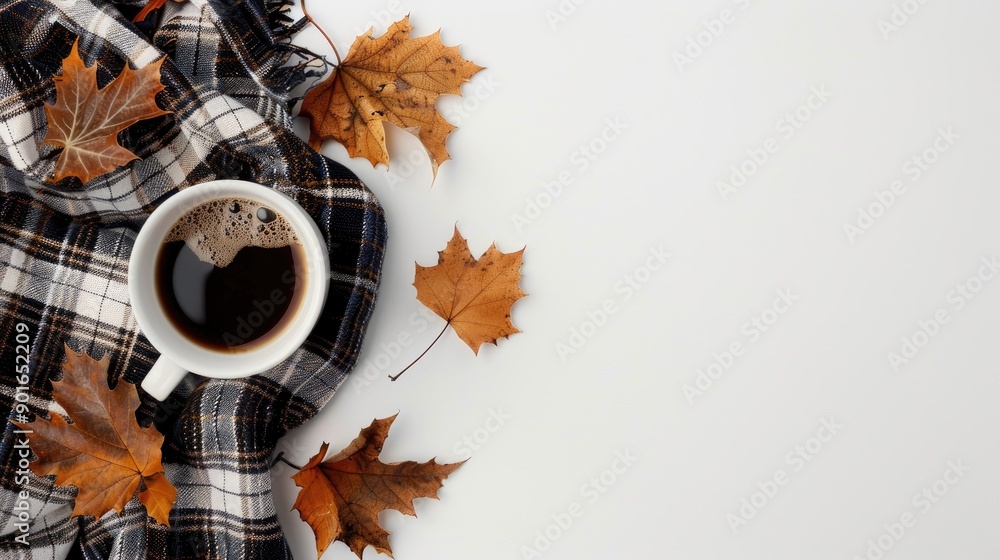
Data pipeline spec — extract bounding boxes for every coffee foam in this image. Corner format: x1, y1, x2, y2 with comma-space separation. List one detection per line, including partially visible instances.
164, 197, 301, 267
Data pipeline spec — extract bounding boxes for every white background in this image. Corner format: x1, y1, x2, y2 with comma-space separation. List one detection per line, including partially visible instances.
272, 1, 1000, 559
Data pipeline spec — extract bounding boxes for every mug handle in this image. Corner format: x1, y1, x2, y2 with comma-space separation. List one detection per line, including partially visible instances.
141, 357, 188, 401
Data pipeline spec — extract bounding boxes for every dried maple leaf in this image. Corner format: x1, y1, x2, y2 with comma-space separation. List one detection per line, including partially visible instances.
41, 39, 170, 184
413, 226, 526, 355
13, 344, 176, 526
133, 0, 184, 22
300, 16, 483, 179
291, 415, 463, 559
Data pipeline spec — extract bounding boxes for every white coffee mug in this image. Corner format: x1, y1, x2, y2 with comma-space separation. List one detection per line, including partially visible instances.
129, 180, 330, 401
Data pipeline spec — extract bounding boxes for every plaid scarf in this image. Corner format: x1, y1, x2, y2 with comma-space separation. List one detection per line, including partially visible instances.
0, 0, 387, 558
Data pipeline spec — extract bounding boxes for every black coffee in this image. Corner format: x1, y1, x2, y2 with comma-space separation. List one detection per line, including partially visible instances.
154, 197, 307, 351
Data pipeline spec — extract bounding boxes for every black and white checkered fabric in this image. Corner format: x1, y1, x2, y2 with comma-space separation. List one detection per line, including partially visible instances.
0, 0, 387, 557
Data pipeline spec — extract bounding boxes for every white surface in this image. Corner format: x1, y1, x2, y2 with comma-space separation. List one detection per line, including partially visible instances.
273, 2, 1000, 559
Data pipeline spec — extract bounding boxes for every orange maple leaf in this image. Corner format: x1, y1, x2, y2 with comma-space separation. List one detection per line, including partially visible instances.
413, 226, 526, 355
41, 39, 170, 184
291, 415, 463, 559
300, 16, 483, 179
13, 344, 176, 526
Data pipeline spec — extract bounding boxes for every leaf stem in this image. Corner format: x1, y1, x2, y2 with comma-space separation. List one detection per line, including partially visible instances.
389, 324, 449, 382
301, 0, 341, 67
270, 451, 303, 471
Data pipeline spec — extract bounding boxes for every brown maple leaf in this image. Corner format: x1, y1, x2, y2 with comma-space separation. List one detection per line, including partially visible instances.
300, 16, 483, 179
291, 415, 463, 559
133, 0, 184, 22
41, 39, 170, 184
13, 344, 176, 526
413, 226, 526, 355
